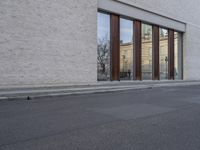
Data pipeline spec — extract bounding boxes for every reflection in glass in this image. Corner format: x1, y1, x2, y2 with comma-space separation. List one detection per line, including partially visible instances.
159, 28, 168, 80
120, 18, 134, 80
142, 24, 152, 80
97, 13, 110, 81
174, 32, 183, 79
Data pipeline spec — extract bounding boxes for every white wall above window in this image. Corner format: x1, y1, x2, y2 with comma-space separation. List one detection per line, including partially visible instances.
98, 0, 186, 32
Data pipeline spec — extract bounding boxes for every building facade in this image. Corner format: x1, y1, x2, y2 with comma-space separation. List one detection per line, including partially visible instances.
0, 0, 200, 87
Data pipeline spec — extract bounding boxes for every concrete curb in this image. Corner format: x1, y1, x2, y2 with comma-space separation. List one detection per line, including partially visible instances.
0, 81, 200, 101
0, 86, 151, 101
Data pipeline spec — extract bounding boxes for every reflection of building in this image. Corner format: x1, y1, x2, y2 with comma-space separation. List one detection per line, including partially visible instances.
174, 33, 181, 79
119, 37, 169, 80
120, 43, 133, 73
141, 39, 152, 73
159, 37, 168, 79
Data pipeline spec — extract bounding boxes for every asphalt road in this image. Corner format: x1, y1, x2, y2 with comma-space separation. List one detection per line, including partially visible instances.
1, 85, 200, 150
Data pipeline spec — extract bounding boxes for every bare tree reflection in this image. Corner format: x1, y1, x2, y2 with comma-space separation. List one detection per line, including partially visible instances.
97, 35, 110, 81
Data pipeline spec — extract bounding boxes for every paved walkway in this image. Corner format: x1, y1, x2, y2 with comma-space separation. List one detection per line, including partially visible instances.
0, 80, 200, 100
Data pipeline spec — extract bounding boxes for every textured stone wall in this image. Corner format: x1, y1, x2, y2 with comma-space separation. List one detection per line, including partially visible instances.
0, 0, 199, 88
0, 0, 97, 87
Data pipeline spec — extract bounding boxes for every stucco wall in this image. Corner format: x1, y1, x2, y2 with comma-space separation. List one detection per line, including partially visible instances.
0, 0, 97, 87
117, 0, 200, 80
0, 0, 199, 88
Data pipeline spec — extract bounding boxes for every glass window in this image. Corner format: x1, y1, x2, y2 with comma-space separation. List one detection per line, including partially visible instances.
159, 28, 168, 80
142, 24, 152, 80
120, 18, 134, 80
174, 32, 183, 79
97, 12, 110, 81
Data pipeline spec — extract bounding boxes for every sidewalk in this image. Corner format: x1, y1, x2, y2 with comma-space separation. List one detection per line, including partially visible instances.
0, 80, 200, 101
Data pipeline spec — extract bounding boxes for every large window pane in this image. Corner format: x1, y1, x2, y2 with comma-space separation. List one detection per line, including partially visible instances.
142, 24, 152, 80
120, 18, 134, 80
159, 28, 168, 80
97, 12, 110, 81
174, 32, 183, 79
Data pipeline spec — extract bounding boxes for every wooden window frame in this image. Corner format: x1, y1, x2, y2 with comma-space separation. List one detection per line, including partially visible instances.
168, 29, 175, 80
152, 25, 160, 80
110, 14, 120, 81
134, 20, 142, 80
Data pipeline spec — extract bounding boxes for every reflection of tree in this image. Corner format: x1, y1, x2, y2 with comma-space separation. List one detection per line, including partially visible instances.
97, 35, 110, 80
160, 29, 168, 38
160, 29, 165, 38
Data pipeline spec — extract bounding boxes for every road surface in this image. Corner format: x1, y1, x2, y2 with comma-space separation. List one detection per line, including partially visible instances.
1, 85, 200, 150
